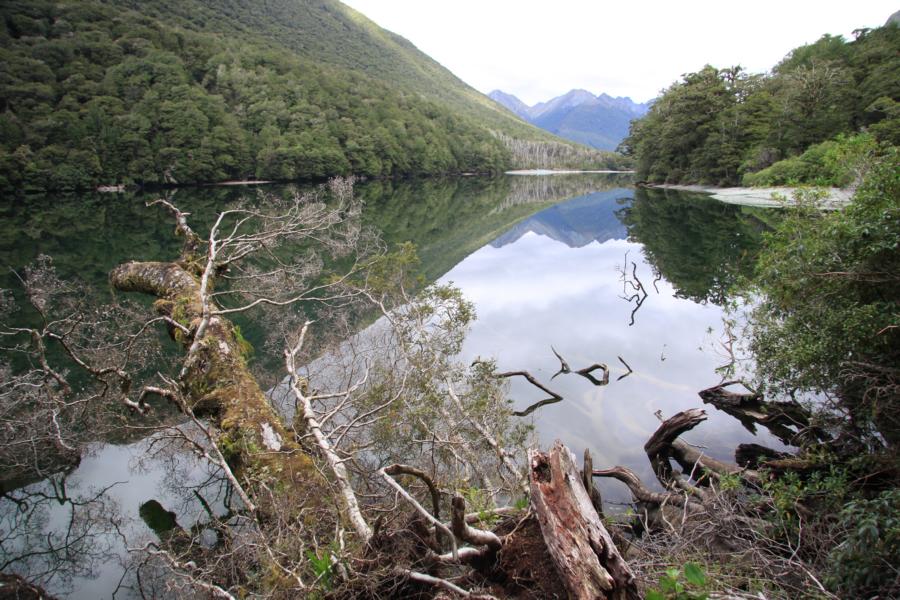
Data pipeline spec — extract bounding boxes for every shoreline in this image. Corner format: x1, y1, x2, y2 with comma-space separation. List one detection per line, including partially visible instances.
505, 169, 635, 176
644, 183, 852, 209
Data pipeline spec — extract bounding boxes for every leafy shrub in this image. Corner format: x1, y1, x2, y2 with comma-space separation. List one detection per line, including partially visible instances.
826, 489, 900, 597
741, 133, 879, 187
744, 147, 900, 444
646, 562, 709, 600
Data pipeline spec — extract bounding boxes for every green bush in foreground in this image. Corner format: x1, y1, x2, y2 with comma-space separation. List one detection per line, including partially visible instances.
745, 146, 899, 444
826, 489, 900, 597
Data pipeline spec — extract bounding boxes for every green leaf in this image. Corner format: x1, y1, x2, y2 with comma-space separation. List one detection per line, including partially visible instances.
684, 562, 706, 587
645, 591, 666, 600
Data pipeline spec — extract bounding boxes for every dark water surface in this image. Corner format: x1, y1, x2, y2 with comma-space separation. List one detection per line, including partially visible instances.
0, 174, 779, 598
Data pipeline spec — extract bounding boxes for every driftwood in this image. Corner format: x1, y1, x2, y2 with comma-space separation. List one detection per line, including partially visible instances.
575, 363, 610, 386
699, 382, 827, 445
596, 409, 767, 534
552, 346, 610, 386
497, 370, 564, 417
583, 448, 604, 517
529, 442, 639, 600
616, 356, 633, 381
735, 443, 791, 469
384, 464, 444, 548
644, 408, 709, 489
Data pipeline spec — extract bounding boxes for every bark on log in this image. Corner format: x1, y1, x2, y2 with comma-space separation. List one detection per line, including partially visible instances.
734, 443, 791, 469
670, 439, 757, 485
644, 409, 707, 489
647, 409, 759, 489
110, 261, 320, 509
583, 448, 604, 518
528, 441, 638, 600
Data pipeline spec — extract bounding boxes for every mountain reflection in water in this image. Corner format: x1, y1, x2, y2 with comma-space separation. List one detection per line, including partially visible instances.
442, 186, 785, 505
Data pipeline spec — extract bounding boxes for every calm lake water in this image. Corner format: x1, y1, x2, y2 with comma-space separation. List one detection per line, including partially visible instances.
0, 174, 782, 598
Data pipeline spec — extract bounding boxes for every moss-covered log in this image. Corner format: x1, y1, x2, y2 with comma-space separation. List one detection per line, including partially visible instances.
110, 260, 319, 511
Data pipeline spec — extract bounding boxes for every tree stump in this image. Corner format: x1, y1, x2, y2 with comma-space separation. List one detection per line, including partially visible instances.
528, 441, 639, 600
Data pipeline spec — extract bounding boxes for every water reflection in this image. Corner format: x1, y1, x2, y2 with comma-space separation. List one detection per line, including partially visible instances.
441, 186, 785, 504
0, 174, 784, 595
0, 174, 627, 598
492, 189, 630, 248
619, 188, 775, 305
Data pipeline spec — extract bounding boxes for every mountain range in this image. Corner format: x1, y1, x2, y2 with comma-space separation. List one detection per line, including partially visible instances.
489, 89, 650, 151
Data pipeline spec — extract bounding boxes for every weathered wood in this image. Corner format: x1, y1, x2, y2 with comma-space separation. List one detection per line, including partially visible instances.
671, 438, 758, 485
529, 441, 639, 600
497, 370, 564, 417
734, 443, 791, 468
450, 496, 502, 553
111, 261, 320, 512
644, 408, 707, 489
384, 463, 443, 547
583, 447, 604, 517
699, 382, 828, 445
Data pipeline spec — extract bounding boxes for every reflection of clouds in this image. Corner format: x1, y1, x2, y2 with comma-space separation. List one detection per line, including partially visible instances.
1, 435, 230, 600
441, 229, 787, 503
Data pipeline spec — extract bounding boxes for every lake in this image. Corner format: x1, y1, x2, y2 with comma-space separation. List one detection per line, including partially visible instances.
0, 174, 783, 598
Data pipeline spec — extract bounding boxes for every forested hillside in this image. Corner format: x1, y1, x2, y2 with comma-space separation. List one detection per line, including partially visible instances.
0, 0, 624, 192
622, 23, 899, 185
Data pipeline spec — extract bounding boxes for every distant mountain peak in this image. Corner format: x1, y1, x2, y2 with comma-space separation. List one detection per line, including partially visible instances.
488, 90, 531, 120
489, 88, 650, 151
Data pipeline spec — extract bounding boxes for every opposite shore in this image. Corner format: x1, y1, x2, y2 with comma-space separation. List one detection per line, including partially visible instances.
642, 183, 853, 209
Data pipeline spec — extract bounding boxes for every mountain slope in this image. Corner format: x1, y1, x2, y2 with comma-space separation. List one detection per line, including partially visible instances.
113, 0, 546, 138
0, 0, 621, 191
485, 90, 532, 121
490, 89, 649, 151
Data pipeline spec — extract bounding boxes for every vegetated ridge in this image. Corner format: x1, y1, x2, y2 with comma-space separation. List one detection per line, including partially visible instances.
490, 88, 650, 151
622, 20, 899, 186
0, 0, 626, 192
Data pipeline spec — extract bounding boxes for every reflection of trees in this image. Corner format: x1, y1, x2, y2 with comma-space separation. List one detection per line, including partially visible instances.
363, 174, 631, 281
0, 176, 627, 597
618, 188, 771, 305
490, 173, 633, 212
0, 475, 120, 595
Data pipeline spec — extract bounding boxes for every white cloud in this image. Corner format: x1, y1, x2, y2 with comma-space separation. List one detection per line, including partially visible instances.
341, 0, 896, 103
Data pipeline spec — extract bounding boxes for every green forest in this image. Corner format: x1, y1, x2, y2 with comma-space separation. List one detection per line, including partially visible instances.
2, 2, 899, 599
623, 23, 899, 186
0, 0, 625, 193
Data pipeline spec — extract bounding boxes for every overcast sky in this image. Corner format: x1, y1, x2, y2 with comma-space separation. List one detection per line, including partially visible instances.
340, 0, 897, 104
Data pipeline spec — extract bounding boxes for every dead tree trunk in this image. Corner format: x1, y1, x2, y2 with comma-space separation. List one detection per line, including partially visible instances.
699, 381, 827, 445
644, 408, 708, 489
528, 441, 639, 600
645, 408, 759, 487
110, 261, 320, 511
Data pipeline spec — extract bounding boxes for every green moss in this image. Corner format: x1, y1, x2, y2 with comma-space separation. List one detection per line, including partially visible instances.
232, 325, 254, 362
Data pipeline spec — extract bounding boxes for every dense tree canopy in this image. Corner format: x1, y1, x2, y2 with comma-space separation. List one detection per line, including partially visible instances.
0, 0, 626, 192
622, 24, 900, 185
